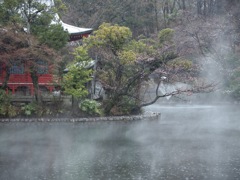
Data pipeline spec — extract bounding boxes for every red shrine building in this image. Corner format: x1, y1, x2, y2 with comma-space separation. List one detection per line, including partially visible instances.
0, 11, 92, 95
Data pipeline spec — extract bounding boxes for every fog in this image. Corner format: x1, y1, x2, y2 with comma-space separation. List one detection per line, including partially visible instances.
1, 0, 240, 179
0, 104, 240, 180
1, 21, 238, 180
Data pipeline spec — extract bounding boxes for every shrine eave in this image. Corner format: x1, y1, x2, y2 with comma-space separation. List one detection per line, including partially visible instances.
69, 29, 93, 36
61, 21, 93, 41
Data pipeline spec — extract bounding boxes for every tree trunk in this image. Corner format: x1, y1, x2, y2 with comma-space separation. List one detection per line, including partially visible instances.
203, 0, 207, 16
197, 0, 202, 15
182, 0, 186, 10
104, 94, 120, 115
72, 96, 79, 115
2, 66, 10, 90
154, 0, 159, 33
30, 71, 41, 103
208, 0, 214, 15
104, 101, 115, 115
170, 0, 177, 13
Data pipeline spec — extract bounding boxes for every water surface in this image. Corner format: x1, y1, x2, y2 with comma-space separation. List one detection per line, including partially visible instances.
0, 105, 240, 180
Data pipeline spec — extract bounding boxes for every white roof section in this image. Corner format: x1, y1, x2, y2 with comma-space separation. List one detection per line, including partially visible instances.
51, 13, 92, 35
2, 0, 92, 39
40, 0, 93, 35
60, 21, 92, 35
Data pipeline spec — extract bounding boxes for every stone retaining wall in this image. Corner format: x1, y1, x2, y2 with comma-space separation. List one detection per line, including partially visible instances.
0, 113, 160, 122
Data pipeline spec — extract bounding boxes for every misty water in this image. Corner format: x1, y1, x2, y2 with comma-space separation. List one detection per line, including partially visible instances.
0, 104, 240, 180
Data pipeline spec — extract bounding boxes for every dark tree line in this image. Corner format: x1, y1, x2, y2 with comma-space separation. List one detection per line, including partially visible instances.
62, 0, 240, 101
62, 0, 237, 37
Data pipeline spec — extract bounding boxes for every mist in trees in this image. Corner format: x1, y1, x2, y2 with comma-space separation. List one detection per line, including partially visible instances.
65, 23, 214, 115
61, 0, 240, 114
1, 0, 240, 116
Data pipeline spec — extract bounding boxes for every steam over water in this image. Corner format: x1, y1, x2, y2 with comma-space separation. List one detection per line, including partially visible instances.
0, 105, 240, 180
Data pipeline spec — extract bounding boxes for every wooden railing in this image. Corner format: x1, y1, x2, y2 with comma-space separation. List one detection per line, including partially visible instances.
11, 95, 71, 103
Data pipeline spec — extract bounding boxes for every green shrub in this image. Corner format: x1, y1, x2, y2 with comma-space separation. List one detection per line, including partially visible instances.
0, 89, 10, 104
6, 105, 18, 117
21, 103, 36, 116
0, 90, 18, 117
79, 99, 102, 116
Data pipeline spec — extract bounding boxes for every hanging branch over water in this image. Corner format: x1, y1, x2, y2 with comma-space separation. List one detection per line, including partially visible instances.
139, 81, 217, 108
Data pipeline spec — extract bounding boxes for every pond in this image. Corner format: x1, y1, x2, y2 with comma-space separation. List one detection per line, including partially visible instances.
0, 105, 240, 180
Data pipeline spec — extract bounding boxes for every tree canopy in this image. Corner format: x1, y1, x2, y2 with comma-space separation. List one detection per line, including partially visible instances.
62, 46, 93, 99
0, 0, 68, 102
68, 23, 214, 115
0, 0, 69, 49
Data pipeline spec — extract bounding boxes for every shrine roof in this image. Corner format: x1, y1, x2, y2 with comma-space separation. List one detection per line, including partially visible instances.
61, 21, 93, 35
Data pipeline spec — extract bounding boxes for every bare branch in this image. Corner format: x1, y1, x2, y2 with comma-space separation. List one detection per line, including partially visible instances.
139, 82, 216, 107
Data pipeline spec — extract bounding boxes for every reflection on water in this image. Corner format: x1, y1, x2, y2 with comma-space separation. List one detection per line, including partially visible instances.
0, 105, 240, 180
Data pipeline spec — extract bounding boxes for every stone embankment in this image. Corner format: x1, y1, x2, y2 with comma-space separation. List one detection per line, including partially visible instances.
0, 112, 160, 122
